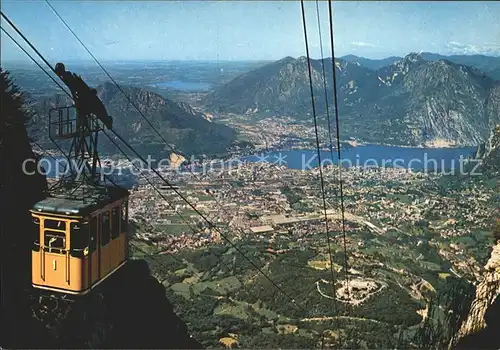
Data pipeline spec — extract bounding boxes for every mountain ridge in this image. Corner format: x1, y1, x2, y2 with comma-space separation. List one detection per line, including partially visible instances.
32, 82, 239, 157
205, 53, 500, 147
341, 52, 500, 79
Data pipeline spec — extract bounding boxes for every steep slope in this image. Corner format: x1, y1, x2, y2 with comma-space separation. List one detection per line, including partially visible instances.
485, 85, 500, 136
205, 56, 379, 118
456, 243, 500, 348
370, 53, 497, 145
34, 82, 238, 157
456, 126, 500, 347
206, 53, 500, 146
479, 125, 500, 172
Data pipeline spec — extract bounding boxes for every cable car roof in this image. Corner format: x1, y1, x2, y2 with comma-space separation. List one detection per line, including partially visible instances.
32, 185, 129, 216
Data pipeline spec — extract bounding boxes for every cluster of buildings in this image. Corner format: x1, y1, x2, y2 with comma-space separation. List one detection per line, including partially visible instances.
126, 159, 497, 278
223, 115, 333, 151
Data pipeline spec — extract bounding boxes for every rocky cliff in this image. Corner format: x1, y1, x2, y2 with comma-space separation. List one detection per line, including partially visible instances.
375, 54, 497, 145
482, 125, 500, 171
456, 243, 500, 348
456, 126, 499, 347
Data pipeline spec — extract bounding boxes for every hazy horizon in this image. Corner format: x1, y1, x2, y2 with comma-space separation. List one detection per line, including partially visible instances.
2, 51, 499, 67
2, 1, 499, 62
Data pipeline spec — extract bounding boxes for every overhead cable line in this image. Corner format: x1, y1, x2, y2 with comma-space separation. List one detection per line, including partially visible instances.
102, 132, 280, 292
45, 0, 270, 229
34, 137, 285, 315
300, 0, 338, 320
5, 4, 308, 313
315, 0, 338, 187
106, 128, 303, 307
43, 0, 321, 302
44, 0, 181, 152
0, 11, 68, 87
1, 26, 75, 190
101, 129, 205, 238
0, 25, 72, 99
327, 0, 351, 308
44, 0, 291, 250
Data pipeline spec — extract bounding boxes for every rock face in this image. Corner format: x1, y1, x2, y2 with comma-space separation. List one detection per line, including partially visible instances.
33, 82, 237, 157
456, 243, 500, 347
206, 53, 500, 146
456, 125, 500, 347
482, 125, 500, 170
377, 54, 495, 145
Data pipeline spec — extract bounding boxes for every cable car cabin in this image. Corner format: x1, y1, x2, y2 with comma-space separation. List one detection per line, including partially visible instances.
30, 187, 129, 295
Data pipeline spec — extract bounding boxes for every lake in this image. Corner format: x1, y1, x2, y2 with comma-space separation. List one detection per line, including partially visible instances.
40, 144, 477, 183
149, 80, 212, 91
242, 144, 477, 171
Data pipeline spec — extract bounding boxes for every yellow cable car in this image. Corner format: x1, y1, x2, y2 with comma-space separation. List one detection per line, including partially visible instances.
31, 186, 129, 295
31, 62, 130, 296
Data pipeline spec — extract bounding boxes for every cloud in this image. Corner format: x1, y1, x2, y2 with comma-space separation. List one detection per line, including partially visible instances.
350, 41, 376, 48
446, 41, 500, 56
484, 42, 500, 47
104, 41, 119, 46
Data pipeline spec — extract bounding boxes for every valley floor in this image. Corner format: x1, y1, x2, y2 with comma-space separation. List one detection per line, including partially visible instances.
128, 160, 499, 348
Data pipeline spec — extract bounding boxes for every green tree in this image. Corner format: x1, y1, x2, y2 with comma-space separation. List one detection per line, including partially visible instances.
0, 68, 47, 348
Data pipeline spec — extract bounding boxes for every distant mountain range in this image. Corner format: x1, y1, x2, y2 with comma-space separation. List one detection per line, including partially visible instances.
339, 54, 403, 71
32, 82, 238, 157
205, 52, 500, 146
341, 52, 500, 80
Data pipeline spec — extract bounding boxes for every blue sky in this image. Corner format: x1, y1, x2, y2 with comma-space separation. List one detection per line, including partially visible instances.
1, 1, 500, 62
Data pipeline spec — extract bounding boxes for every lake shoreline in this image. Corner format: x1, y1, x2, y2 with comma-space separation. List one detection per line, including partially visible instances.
239, 145, 477, 170
342, 140, 480, 150
246, 142, 478, 157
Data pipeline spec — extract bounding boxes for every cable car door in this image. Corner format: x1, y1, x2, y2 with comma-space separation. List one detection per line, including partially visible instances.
41, 219, 69, 289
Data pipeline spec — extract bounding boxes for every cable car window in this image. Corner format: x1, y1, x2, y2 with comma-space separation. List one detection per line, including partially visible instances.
121, 200, 128, 232
44, 231, 65, 253
90, 216, 97, 252
70, 221, 88, 258
111, 206, 120, 239
44, 219, 66, 231
101, 211, 110, 246
32, 217, 40, 252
